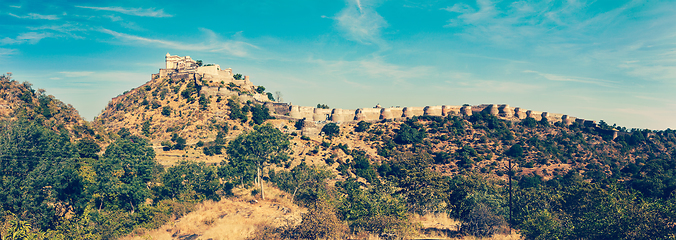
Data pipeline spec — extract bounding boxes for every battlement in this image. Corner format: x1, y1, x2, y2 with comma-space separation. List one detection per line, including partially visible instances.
268, 102, 598, 129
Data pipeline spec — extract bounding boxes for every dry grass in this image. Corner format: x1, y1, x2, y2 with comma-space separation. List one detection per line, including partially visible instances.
411, 213, 521, 240
122, 184, 304, 240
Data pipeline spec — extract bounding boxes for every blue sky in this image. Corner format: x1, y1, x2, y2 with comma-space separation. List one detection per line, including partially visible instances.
1, 0, 675, 130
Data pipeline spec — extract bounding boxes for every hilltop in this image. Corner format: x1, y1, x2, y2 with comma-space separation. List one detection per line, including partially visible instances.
0, 73, 98, 139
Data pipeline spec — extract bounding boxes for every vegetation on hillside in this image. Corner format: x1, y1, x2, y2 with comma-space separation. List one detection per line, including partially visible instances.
1, 73, 675, 239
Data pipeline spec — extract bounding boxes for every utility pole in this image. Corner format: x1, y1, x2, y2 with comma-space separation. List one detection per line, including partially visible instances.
509, 157, 513, 233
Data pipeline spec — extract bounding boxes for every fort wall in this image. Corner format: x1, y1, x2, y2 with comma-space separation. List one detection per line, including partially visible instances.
356, 108, 382, 121
403, 107, 425, 118
153, 54, 598, 130
424, 106, 443, 116
443, 105, 463, 115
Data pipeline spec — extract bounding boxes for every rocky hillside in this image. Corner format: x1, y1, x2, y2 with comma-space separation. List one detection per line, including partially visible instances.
0, 73, 97, 139
92, 72, 276, 164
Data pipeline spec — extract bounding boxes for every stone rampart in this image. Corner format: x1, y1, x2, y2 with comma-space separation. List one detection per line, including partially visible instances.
153, 54, 595, 128
543, 112, 564, 123
265, 102, 290, 116
443, 105, 463, 115
527, 110, 543, 121
514, 107, 527, 119
356, 108, 382, 121
562, 115, 576, 125
331, 109, 356, 122
424, 106, 443, 116
497, 104, 511, 118
313, 108, 332, 122
461, 106, 472, 116
484, 104, 499, 116
403, 107, 425, 118
381, 108, 404, 120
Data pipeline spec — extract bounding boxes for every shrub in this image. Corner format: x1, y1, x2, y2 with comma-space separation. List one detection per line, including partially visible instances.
161, 106, 171, 116
355, 121, 371, 132
322, 123, 340, 138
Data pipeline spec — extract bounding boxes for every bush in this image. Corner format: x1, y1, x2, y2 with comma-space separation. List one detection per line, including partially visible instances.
322, 123, 340, 138
256, 86, 265, 94
161, 106, 171, 116
295, 118, 305, 130
394, 124, 426, 144
355, 121, 371, 132
460, 203, 505, 238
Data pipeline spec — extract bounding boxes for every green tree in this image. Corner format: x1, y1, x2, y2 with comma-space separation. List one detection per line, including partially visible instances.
156, 161, 221, 201
355, 121, 371, 132
295, 118, 305, 130
226, 124, 290, 199
198, 94, 209, 110
94, 135, 160, 213
227, 98, 247, 122
394, 123, 426, 144
269, 162, 334, 205
233, 73, 243, 80
250, 104, 272, 125
141, 119, 151, 137
321, 123, 340, 138
522, 117, 537, 128
161, 106, 171, 117
0, 120, 85, 230
256, 86, 265, 94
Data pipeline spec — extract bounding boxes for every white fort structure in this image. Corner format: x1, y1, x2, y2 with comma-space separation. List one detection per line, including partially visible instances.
155, 53, 252, 85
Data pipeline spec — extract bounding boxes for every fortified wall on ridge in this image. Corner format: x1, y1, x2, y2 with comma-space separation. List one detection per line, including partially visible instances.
266, 102, 591, 126
146, 54, 607, 136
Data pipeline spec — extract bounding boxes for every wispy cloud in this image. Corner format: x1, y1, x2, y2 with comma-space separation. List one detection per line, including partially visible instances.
329, 0, 388, 47
0, 32, 53, 45
59, 71, 95, 77
99, 28, 257, 57
523, 70, 616, 87
8, 13, 59, 20
0, 48, 17, 56
440, 0, 637, 48
75, 6, 172, 17
358, 58, 433, 83
309, 56, 433, 85
450, 78, 542, 93
28, 24, 86, 39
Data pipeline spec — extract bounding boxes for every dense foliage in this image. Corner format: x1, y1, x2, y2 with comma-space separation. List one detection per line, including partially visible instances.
0, 120, 233, 239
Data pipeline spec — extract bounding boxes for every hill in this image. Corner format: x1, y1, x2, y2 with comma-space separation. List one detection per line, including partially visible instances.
1, 55, 674, 240
0, 73, 97, 139
92, 57, 275, 164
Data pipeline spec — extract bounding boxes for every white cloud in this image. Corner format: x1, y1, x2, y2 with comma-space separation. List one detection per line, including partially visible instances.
523, 70, 616, 87
75, 6, 172, 17
0, 32, 53, 45
449, 79, 542, 93
332, 0, 388, 46
59, 71, 95, 77
28, 24, 86, 39
8, 13, 59, 20
358, 58, 433, 83
105, 15, 123, 22
99, 28, 257, 57
0, 48, 17, 56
